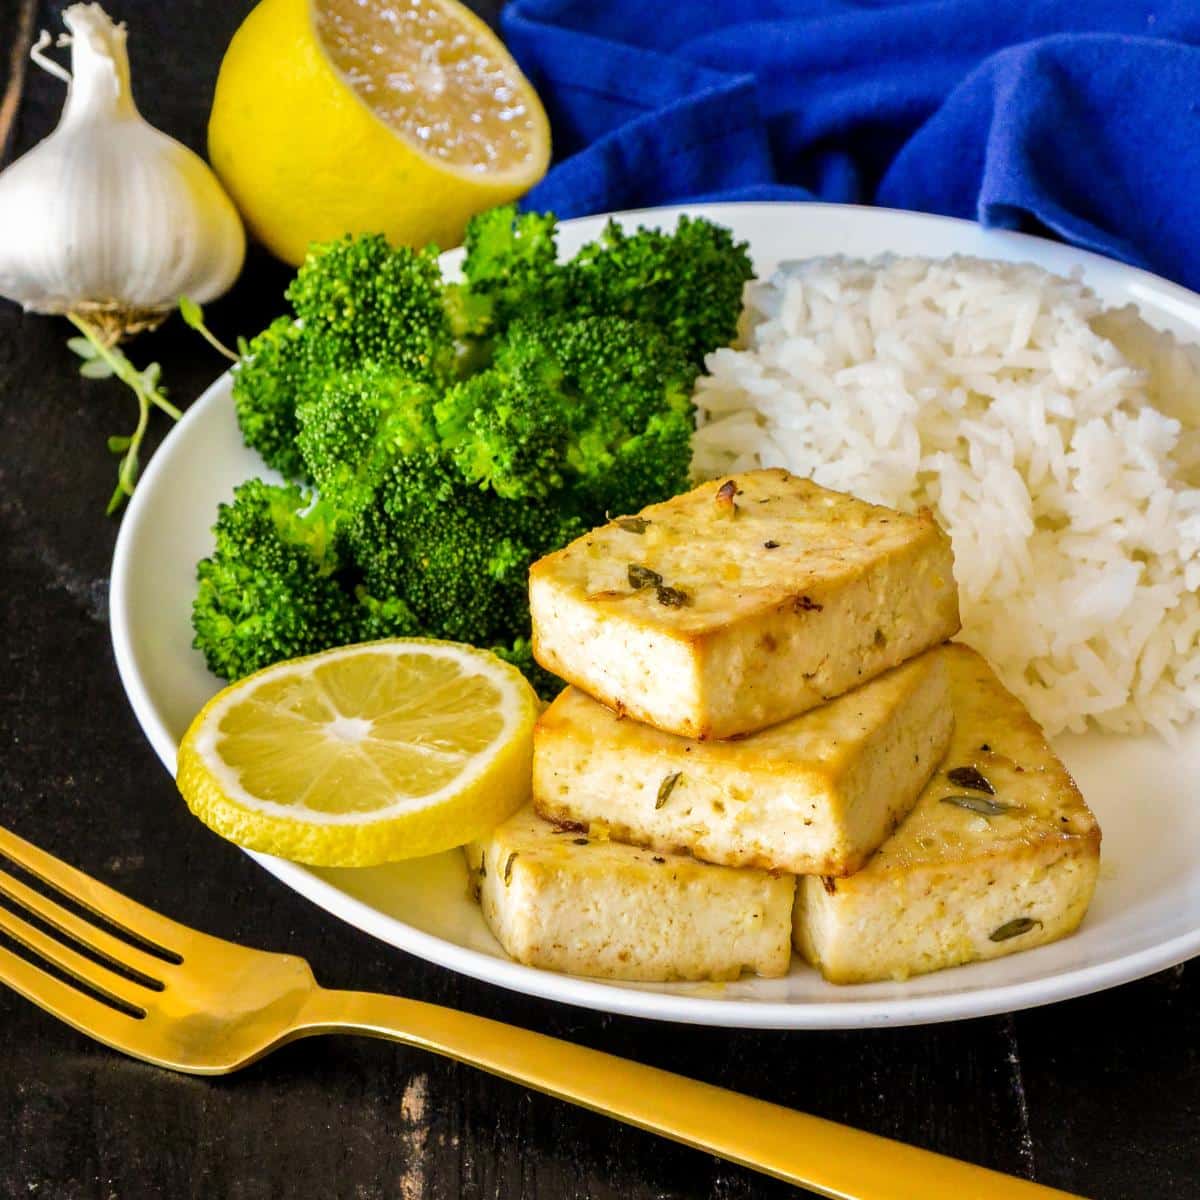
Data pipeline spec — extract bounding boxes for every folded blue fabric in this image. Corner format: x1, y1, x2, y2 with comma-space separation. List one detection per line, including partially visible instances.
503, 0, 1200, 289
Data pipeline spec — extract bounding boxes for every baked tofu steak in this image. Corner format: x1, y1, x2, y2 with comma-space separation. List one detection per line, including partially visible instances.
793, 645, 1101, 984
528, 469, 960, 739
533, 649, 953, 876
465, 805, 794, 982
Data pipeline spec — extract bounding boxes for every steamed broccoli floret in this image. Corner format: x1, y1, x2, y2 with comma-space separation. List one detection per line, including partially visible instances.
295, 369, 439, 520
445, 210, 752, 367
285, 234, 458, 384
350, 453, 586, 647
433, 315, 696, 511
191, 480, 359, 681
354, 587, 421, 641
446, 205, 562, 340
560, 216, 753, 366
196, 209, 751, 697
434, 338, 571, 500
231, 317, 310, 481
550, 316, 697, 514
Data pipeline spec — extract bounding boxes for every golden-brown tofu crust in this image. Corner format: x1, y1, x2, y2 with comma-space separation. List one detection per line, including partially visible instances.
530, 469, 960, 738
793, 644, 1102, 984
465, 806, 794, 982
532, 650, 954, 875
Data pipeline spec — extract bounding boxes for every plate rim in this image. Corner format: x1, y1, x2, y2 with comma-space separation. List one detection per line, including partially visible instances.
110, 200, 1200, 1028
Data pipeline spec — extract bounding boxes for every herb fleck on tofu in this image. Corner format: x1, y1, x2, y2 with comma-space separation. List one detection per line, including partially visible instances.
940, 794, 1012, 817
793, 595, 823, 613
989, 917, 1042, 942
656, 585, 689, 608
714, 479, 739, 516
503, 851, 518, 885
551, 818, 588, 834
628, 564, 663, 590
656, 771, 683, 809
947, 766, 995, 794
615, 517, 649, 534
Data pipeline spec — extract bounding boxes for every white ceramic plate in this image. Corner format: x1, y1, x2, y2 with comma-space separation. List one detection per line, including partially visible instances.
110, 203, 1200, 1028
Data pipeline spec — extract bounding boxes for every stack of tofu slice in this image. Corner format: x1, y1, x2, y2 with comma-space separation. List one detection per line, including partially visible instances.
467, 469, 1101, 985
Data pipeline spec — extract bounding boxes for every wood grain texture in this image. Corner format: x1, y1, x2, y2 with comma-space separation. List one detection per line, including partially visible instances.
0, 1, 1197, 1197
0, 0, 38, 165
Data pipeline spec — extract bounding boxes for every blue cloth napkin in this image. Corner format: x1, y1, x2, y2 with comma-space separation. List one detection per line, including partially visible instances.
502, 0, 1200, 290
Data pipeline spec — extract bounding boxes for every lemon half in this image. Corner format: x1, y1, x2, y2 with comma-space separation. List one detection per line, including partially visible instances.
176, 640, 539, 866
208, 0, 551, 263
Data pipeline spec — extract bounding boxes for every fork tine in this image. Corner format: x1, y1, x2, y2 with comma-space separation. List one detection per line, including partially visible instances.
0, 893, 150, 1014
0, 824, 186, 960
0, 940, 148, 1053
0, 865, 168, 987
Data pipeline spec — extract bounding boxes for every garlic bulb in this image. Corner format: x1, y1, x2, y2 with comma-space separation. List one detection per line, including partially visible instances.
0, 3, 245, 338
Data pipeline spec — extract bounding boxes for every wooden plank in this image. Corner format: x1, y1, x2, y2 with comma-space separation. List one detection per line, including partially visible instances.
0, 0, 38, 166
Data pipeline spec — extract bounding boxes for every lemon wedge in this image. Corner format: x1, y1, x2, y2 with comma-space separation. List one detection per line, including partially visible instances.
207, 0, 551, 264
176, 640, 539, 866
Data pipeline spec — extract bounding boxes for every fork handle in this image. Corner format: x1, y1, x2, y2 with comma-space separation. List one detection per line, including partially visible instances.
297, 988, 1079, 1200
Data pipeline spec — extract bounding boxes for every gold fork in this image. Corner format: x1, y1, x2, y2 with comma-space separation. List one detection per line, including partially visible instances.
0, 822, 1082, 1200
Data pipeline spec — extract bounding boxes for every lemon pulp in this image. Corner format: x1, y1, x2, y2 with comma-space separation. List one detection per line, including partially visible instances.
315, 0, 543, 177
176, 640, 539, 866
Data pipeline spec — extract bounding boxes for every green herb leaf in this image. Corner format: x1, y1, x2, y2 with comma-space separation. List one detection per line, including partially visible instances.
178, 295, 205, 330
66, 311, 181, 515
80, 357, 115, 379
940, 794, 1012, 817
616, 517, 649, 534
179, 295, 239, 361
656, 771, 682, 809
989, 917, 1042, 942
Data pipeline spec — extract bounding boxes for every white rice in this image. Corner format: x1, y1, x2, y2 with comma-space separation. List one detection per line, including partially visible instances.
692, 256, 1200, 738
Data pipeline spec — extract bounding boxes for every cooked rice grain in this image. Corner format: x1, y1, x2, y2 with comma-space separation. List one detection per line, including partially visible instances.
692, 256, 1200, 737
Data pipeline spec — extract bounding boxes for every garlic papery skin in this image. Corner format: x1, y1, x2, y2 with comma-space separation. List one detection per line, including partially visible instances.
0, 4, 246, 339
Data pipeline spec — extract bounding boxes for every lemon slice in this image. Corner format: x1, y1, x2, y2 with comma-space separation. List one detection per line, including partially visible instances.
176, 640, 539, 866
208, 0, 551, 264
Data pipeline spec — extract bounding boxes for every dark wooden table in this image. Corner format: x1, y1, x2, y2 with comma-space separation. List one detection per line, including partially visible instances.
1, 2, 1197, 1196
